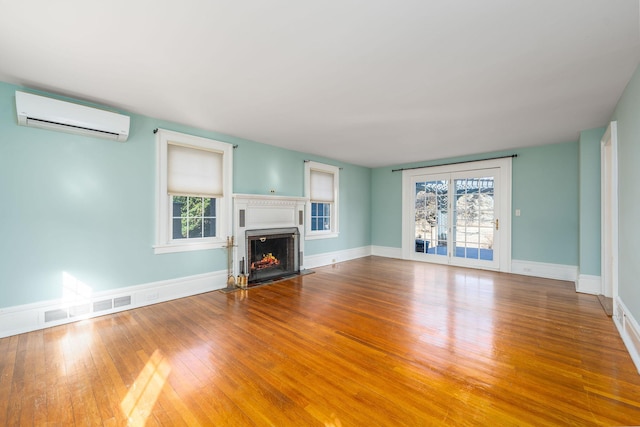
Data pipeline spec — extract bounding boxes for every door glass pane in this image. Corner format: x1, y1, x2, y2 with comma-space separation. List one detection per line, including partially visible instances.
415, 180, 448, 256
453, 177, 494, 261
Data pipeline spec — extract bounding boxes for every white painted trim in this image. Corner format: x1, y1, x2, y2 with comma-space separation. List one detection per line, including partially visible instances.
371, 245, 403, 259
305, 161, 340, 240
154, 129, 233, 254
153, 240, 225, 254
305, 231, 339, 240
0, 270, 227, 339
511, 259, 578, 282
613, 298, 640, 374
576, 274, 602, 295
601, 121, 619, 298
372, 250, 579, 283
233, 194, 306, 275
304, 246, 371, 269
401, 157, 512, 273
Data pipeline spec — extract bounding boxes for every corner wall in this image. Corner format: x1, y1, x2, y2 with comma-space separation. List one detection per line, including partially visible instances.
611, 62, 640, 370
371, 143, 580, 270
576, 127, 605, 294
0, 81, 371, 313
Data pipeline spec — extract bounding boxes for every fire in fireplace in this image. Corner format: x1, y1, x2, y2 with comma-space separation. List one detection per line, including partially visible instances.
244, 227, 300, 284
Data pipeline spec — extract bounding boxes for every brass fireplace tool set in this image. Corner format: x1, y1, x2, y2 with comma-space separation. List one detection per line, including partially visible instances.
225, 236, 249, 290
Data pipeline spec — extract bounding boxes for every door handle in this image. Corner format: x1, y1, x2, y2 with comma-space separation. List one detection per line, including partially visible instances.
495, 218, 499, 230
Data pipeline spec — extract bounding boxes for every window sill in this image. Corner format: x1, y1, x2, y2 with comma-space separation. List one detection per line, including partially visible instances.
305, 231, 339, 241
154, 240, 226, 254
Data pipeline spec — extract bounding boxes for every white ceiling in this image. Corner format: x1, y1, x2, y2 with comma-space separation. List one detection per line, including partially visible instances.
1, 1, 639, 168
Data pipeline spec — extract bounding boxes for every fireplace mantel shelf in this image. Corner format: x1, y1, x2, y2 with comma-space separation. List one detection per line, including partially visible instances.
233, 194, 307, 204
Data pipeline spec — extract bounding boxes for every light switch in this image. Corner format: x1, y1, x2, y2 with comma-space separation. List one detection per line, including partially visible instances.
515, 209, 521, 217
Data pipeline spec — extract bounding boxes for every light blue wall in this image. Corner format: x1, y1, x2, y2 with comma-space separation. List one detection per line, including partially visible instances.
371, 166, 403, 248
611, 62, 640, 321
232, 138, 372, 255
372, 142, 580, 266
512, 142, 579, 265
0, 81, 370, 308
578, 128, 605, 276
2, 73, 616, 312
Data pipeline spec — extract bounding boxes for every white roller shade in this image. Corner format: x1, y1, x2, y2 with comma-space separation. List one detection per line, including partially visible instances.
167, 143, 223, 197
310, 169, 334, 202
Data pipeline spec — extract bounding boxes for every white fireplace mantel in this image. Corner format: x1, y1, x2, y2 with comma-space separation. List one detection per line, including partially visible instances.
233, 194, 307, 276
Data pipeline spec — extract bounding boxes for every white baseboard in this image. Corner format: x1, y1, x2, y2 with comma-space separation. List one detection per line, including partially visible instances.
0, 270, 228, 339
511, 259, 578, 282
371, 245, 403, 259
614, 298, 640, 374
576, 274, 602, 295
304, 246, 371, 269
369, 252, 579, 284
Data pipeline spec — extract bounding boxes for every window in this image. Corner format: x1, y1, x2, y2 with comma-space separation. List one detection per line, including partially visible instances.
305, 161, 339, 239
311, 202, 331, 231
171, 196, 216, 239
155, 129, 233, 254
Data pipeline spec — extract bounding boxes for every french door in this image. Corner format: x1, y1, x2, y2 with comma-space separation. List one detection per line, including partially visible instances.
402, 158, 511, 272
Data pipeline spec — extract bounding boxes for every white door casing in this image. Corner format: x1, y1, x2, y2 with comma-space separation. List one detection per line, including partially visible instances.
601, 121, 619, 301
402, 157, 512, 272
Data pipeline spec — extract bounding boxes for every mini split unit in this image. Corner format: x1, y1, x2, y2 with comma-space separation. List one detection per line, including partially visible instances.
15, 90, 130, 142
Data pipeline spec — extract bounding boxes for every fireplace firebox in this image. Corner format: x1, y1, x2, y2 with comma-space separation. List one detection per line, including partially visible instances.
245, 227, 300, 284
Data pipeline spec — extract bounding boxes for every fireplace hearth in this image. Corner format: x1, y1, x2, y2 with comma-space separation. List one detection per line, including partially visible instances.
245, 227, 300, 284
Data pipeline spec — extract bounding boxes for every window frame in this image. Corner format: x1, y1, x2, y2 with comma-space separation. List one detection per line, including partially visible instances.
305, 161, 339, 240
154, 129, 233, 254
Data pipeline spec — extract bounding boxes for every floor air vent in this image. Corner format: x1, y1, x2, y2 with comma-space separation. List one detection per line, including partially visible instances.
93, 299, 113, 312
44, 309, 68, 323
114, 295, 132, 308
44, 295, 132, 323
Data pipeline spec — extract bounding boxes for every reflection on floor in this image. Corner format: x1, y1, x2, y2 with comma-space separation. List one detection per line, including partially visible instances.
598, 294, 614, 317
415, 243, 494, 261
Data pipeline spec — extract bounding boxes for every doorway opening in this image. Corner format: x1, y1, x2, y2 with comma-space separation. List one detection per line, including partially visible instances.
601, 121, 618, 313
402, 157, 512, 272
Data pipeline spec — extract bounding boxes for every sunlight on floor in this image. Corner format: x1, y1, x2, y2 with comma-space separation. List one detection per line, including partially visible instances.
325, 413, 343, 427
121, 349, 171, 426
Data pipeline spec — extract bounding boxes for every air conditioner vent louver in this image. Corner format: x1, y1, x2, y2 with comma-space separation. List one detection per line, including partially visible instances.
15, 91, 130, 142
26, 118, 122, 139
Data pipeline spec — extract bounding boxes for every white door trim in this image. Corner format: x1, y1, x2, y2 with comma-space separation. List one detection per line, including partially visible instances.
601, 121, 619, 301
401, 157, 512, 272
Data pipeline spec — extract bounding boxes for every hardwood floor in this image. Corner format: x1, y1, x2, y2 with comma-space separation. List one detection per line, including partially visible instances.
2, 256, 640, 426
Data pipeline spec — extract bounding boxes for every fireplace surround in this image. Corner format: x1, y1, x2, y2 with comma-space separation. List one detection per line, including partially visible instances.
233, 194, 306, 284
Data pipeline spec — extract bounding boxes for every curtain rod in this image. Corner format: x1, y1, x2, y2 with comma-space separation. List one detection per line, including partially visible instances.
391, 154, 518, 172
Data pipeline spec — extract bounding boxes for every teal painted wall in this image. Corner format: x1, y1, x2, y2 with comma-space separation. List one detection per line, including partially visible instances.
1, 74, 609, 311
371, 166, 402, 248
578, 127, 605, 276
512, 142, 579, 265
611, 62, 640, 321
372, 142, 580, 266
0, 81, 370, 308
372, 151, 516, 249
233, 139, 305, 196
232, 137, 372, 255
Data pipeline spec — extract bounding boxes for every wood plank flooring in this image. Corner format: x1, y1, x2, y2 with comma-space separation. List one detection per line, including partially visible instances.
2, 256, 640, 426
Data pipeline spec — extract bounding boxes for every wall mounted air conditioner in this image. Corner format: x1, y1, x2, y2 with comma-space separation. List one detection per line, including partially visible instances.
15, 91, 130, 142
